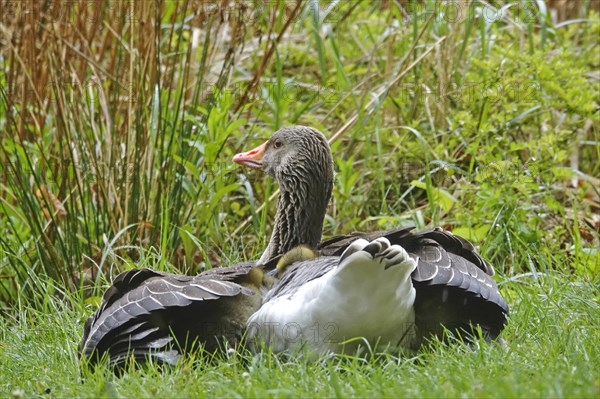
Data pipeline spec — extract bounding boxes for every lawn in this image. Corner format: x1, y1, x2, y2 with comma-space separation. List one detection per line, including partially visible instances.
1, 1, 599, 398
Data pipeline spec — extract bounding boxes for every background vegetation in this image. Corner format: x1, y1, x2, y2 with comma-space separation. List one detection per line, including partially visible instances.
0, 0, 598, 397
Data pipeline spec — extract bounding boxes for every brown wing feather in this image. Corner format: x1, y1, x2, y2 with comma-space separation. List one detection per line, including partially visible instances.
80, 262, 260, 369
318, 226, 416, 256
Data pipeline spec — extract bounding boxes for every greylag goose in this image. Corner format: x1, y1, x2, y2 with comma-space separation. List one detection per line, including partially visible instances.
80, 126, 508, 367
232, 126, 508, 354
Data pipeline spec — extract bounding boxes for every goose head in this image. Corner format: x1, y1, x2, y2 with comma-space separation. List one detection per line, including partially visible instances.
233, 126, 334, 263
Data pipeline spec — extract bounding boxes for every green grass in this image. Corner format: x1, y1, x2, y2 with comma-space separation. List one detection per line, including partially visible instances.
1, 270, 598, 398
1, 0, 599, 397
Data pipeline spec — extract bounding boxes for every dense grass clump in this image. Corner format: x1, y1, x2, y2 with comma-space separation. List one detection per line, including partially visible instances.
0, 1, 598, 397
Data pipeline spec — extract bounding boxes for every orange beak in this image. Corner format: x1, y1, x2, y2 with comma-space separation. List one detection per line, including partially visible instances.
232, 141, 267, 169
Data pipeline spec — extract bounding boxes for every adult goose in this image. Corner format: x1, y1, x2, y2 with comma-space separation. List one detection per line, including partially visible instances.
80, 126, 508, 367
233, 126, 508, 354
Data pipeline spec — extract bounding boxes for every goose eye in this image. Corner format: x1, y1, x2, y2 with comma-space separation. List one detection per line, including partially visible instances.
272, 139, 283, 149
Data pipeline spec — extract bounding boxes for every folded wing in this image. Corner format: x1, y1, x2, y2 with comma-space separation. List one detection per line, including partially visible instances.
80, 263, 261, 368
